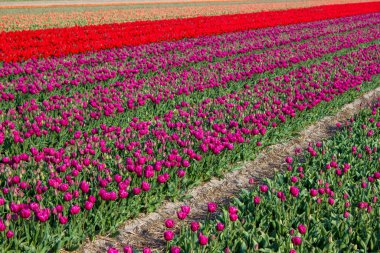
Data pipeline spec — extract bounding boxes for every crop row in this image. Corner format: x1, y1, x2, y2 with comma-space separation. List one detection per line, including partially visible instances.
0, 15, 379, 154
0, 37, 379, 251
157, 97, 380, 253
0, 0, 371, 32
0, 2, 379, 62
2, 13, 378, 96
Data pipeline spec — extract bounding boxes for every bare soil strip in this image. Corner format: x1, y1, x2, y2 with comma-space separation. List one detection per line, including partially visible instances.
72, 86, 380, 253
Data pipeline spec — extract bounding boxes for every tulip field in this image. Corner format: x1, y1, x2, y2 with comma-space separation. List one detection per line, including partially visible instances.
157, 96, 380, 253
0, 1, 379, 252
0, 0, 375, 32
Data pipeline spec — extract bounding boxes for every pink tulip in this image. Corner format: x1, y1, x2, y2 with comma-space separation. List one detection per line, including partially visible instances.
164, 230, 175, 241
198, 233, 209, 246
207, 202, 217, 213
165, 219, 175, 228
291, 236, 302, 246
6, 230, 14, 239
190, 221, 200, 232
254, 196, 261, 204
297, 224, 307, 234
290, 186, 299, 197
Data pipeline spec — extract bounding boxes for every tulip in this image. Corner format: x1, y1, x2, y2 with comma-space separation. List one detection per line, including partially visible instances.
165, 219, 175, 228
70, 205, 80, 215
290, 186, 299, 197
310, 189, 318, 197
0, 222, 6, 232
207, 202, 217, 213
216, 222, 225, 231
181, 205, 191, 214
190, 221, 200, 232
229, 213, 238, 221
123, 246, 133, 253
84, 201, 94, 210
170, 246, 181, 253
177, 211, 187, 220
141, 181, 150, 192
198, 233, 209, 246
142, 248, 151, 253
108, 248, 119, 253
260, 185, 268, 192
254, 196, 261, 204
228, 206, 238, 214
297, 224, 307, 234
20, 208, 31, 219
177, 170, 186, 178
164, 230, 175, 241
59, 216, 68, 225
285, 157, 293, 164
291, 236, 302, 246
6, 230, 14, 239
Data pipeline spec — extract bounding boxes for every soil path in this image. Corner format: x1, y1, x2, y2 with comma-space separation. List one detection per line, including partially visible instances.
74, 86, 380, 253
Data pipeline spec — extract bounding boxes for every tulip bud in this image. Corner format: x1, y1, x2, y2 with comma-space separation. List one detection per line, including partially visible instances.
190, 221, 200, 232
216, 222, 225, 231
198, 233, 208, 245
6, 230, 14, 239
123, 246, 133, 253
108, 248, 119, 253
165, 219, 175, 228
164, 230, 174, 241
291, 236, 302, 246
170, 246, 181, 253
207, 202, 217, 213
297, 224, 307, 234
142, 248, 151, 253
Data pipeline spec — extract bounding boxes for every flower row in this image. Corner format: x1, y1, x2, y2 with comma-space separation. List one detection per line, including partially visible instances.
148, 96, 380, 252
0, 2, 379, 62
0, 41, 378, 251
1, 17, 378, 152
0, 0, 369, 32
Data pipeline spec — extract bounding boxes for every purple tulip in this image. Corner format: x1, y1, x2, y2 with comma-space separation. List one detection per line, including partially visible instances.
198, 233, 209, 246
291, 236, 302, 246
70, 205, 80, 215
142, 248, 151, 253
108, 248, 119, 253
216, 222, 225, 231
164, 230, 175, 241
165, 219, 175, 228
297, 224, 307, 234
170, 246, 181, 253
310, 189, 318, 197
290, 186, 299, 197
123, 246, 133, 253
254, 196, 261, 204
6, 230, 14, 239
260, 185, 268, 193
207, 202, 217, 213
190, 221, 200, 232
20, 208, 31, 219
